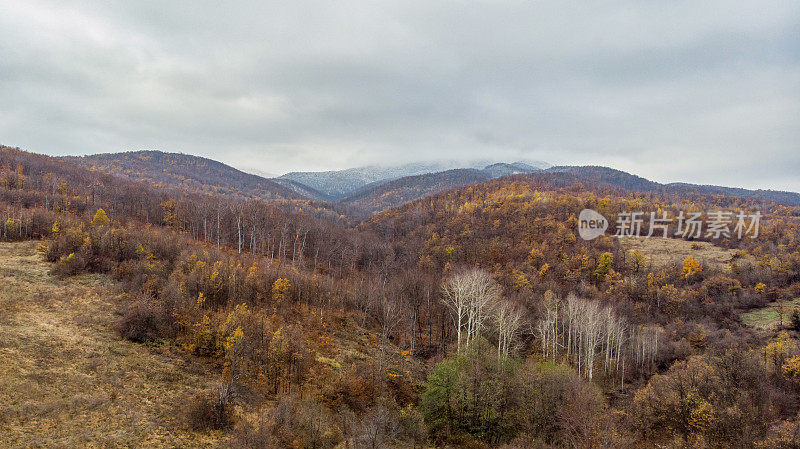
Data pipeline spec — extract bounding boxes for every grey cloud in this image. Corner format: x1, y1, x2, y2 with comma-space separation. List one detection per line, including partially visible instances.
0, 0, 798, 191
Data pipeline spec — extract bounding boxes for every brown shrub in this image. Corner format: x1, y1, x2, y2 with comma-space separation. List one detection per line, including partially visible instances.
230, 418, 278, 449
115, 295, 174, 343
50, 250, 87, 277
43, 227, 86, 262
321, 362, 378, 412
186, 391, 233, 431
231, 395, 340, 449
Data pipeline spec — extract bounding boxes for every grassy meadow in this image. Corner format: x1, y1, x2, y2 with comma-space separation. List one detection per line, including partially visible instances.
0, 241, 220, 448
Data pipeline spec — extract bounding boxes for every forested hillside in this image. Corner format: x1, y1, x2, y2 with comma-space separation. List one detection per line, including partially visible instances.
342, 168, 492, 212
544, 166, 800, 206
66, 151, 800, 219
4, 144, 800, 448
279, 161, 486, 199
342, 164, 800, 214
342, 163, 547, 212
67, 151, 304, 201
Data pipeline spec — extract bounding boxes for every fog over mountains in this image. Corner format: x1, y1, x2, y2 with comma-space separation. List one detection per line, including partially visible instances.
65, 151, 800, 214
278, 159, 551, 199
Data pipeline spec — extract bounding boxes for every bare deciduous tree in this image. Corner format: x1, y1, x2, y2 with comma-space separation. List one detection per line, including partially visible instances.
495, 300, 525, 357
441, 267, 501, 350
536, 290, 560, 361
539, 293, 635, 383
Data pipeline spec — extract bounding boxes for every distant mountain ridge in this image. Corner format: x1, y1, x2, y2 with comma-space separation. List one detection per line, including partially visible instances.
341, 168, 493, 211
64, 151, 800, 215
279, 160, 549, 199
540, 166, 800, 205
345, 165, 800, 212
482, 162, 544, 178
270, 178, 336, 202
340, 162, 553, 212
65, 150, 303, 201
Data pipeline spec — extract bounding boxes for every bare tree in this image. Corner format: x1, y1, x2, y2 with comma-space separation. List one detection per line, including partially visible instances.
539, 293, 632, 383
631, 324, 660, 374
495, 300, 525, 358
441, 272, 469, 350
441, 267, 501, 350
536, 290, 560, 361
377, 291, 403, 374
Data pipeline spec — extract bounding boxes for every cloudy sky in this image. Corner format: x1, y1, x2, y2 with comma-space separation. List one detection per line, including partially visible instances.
1, 1, 798, 190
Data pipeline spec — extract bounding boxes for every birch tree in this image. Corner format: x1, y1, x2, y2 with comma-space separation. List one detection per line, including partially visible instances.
539, 293, 632, 383
441, 267, 501, 350
536, 290, 559, 361
495, 300, 525, 357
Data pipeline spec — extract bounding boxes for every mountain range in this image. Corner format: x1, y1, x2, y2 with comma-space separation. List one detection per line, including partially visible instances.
65, 151, 800, 213
278, 160, 550, 199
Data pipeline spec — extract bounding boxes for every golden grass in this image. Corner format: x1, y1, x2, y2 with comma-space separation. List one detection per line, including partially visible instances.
0, 241, 221, 448
618, 237, 739, 270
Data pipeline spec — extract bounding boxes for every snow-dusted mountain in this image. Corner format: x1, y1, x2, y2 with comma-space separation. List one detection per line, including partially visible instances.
278, 160, 549, 199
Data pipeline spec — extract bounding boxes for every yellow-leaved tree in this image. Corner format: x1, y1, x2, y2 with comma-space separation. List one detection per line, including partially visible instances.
682, 256, 702, 279
594, 252, 614, 283
90, 208, 109, 227
220, 303, 250, 391
272, 278, 291, 304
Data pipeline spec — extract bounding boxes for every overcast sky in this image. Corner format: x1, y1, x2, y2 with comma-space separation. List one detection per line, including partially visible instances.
1, 1, 798, 190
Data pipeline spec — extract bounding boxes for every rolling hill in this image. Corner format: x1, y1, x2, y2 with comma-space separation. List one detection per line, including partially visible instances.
338, 163, 546, 212
341, 168, 493, 212
62, 151, 800, 216
279, 160, 549, 199
341, 164, 800, 213
66, 151, 306, 201
542, 166, 800, 205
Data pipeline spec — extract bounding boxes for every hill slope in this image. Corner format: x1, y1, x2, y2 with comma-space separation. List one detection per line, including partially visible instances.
0, 241, 218, 448
341, 162, 800, 214
341, 169, 492, 212
340, 163, 544, 212
66, 151, 307, 201
543, 166, 800, 205
279, 160, 549, 199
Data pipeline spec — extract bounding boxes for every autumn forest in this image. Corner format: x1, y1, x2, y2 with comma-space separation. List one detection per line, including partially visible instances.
1, 144, 800, 448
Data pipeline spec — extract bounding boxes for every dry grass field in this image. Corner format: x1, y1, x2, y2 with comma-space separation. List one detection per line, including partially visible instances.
619, 237, 740, 270
0, 241, 221, 448
616, 238, 800, 333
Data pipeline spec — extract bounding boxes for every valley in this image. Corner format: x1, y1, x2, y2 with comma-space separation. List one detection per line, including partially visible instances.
3, 144, 800, 448
2, 2, 797, 447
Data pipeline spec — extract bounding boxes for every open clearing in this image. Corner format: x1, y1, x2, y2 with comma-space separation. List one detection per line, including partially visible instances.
0, 241, 220, 448
740, 298, 800, 332
619, 237, 739, 270
617, 238, 790, 333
